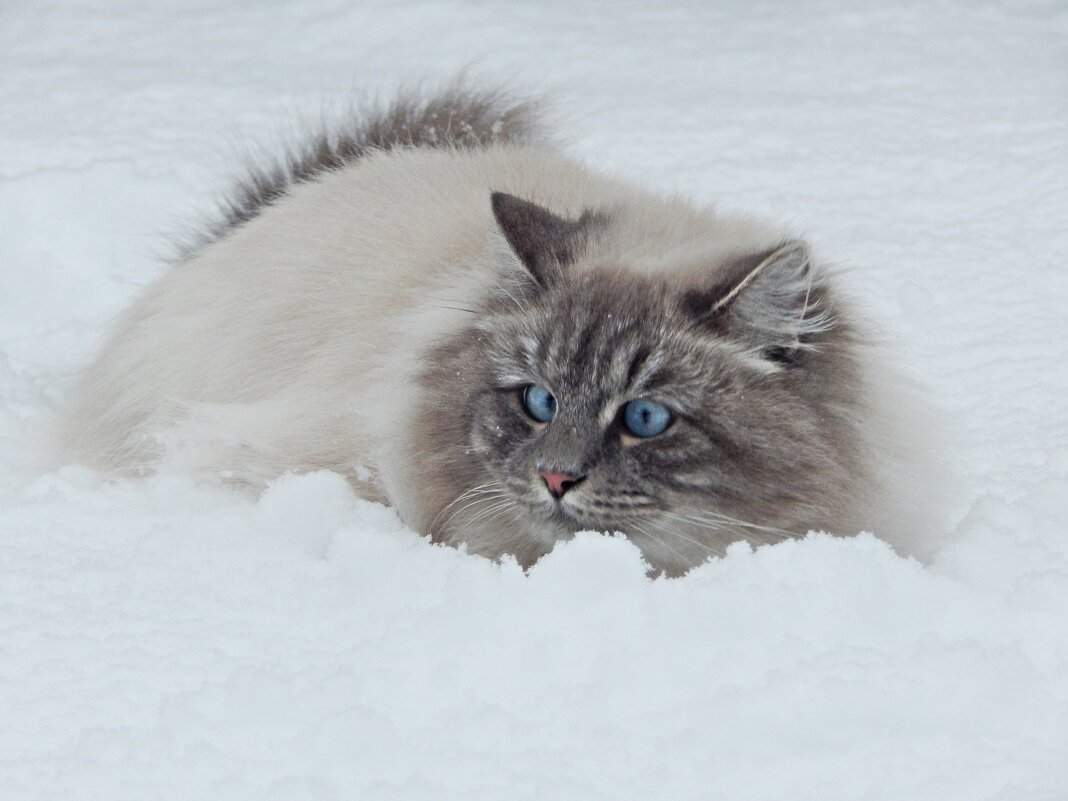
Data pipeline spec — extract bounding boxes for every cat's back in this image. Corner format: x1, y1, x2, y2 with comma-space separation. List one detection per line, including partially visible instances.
125, 141, 649, 372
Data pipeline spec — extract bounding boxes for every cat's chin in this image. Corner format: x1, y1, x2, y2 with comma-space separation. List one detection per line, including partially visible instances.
552, 506, 596, 530
533, 498, 632, 538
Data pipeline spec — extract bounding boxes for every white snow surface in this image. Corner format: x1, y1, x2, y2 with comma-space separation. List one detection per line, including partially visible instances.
2, 2, 1067, 799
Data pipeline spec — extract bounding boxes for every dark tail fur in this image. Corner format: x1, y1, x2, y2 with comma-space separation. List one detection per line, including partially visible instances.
184, 84, 543, 257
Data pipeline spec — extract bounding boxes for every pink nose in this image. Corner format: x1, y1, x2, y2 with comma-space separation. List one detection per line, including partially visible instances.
539, 470, 585, 499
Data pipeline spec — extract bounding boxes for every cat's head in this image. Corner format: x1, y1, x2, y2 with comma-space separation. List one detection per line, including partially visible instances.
415, 193, 866, 575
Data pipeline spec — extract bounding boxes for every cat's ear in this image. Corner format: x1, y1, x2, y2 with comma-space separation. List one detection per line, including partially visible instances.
705, 241, 832, 359
490, 192, 597, 287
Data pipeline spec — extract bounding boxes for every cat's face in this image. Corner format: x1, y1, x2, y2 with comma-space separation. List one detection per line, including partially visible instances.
414, 194, 863, 575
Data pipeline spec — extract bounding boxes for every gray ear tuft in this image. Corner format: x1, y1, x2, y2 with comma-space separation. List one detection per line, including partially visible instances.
712, 241, 833, 354
490, 192, 596, 287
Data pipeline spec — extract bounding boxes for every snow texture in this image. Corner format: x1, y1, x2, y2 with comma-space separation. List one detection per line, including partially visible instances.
2, 2, 1067, 799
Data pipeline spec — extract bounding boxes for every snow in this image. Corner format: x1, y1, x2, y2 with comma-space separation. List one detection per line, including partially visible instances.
2, 1, 1067, 799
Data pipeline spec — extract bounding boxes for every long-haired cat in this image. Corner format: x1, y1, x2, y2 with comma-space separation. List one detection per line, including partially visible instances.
60, 85, 940, 575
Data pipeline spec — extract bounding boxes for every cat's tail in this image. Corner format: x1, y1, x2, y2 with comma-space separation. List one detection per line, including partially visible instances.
186, 81, 544, 257
343, 82, 545, 155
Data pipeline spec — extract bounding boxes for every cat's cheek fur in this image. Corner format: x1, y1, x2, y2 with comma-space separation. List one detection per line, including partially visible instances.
399, 331, 556, 567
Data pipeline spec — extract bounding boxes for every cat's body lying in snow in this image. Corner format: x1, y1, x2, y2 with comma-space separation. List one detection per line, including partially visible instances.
60, 86, 939, 575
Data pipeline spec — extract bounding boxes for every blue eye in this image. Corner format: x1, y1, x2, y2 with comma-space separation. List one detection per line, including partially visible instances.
522, 384, 557, 423
623, 398, 673, 438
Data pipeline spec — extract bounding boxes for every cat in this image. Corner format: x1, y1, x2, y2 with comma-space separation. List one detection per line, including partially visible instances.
59, 84, 941, 575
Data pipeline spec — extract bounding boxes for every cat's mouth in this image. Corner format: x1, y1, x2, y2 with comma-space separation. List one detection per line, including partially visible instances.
543, 499, 585, 526
533, 493, 645, 533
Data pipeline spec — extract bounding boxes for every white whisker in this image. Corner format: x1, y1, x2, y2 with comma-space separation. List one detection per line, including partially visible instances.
670, 506, 803, 541
429, 481, 505, 535
641, 516, 726, 559
632, 520, 692, 569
